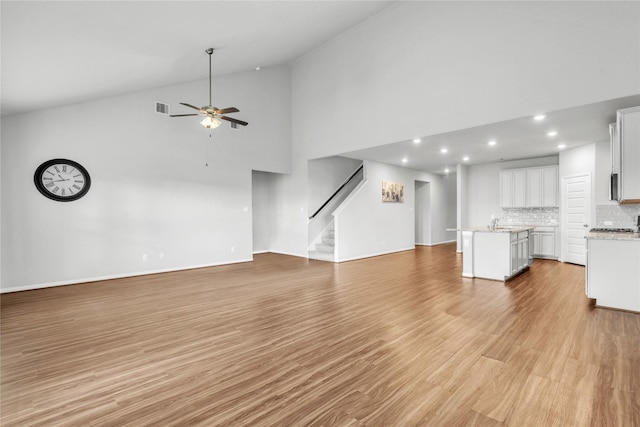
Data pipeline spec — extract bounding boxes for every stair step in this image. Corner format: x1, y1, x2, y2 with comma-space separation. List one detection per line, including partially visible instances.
321, 236, 335, 245
314, 243, 334, 253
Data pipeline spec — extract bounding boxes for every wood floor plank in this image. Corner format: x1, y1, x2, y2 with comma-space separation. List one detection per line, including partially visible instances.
2, 244, 639, 425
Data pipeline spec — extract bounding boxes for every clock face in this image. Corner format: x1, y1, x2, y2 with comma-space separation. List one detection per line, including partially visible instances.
34, 159, 91, 202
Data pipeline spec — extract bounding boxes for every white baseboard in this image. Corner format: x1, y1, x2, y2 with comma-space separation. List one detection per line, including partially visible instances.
252, 250, 269, 255
415, 239, 457, 247
1, 258, 254, 294
336, 246, 415, 263
267, 250, 308, 259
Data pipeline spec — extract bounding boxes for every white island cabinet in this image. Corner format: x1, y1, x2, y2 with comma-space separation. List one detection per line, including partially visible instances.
586, 232, 640, 312
460, 227, 533, 281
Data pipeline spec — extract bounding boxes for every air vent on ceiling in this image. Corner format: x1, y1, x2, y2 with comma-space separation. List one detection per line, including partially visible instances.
230, 121, 241, 131
155, 102, 170, 115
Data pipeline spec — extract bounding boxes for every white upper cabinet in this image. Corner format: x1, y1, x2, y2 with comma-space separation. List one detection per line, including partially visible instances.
617, 106, 640, 203
500, 171, 513, 207
512, 170, 526, 207
526, 169, 542, 207
501, 166, 558, 208
541, 166, 558, 206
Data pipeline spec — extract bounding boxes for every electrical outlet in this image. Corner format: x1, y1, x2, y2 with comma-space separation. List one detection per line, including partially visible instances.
159, 252, 164, 260
604, 221, 613, 226
142, 253, 148, 262
231, 246, 235, 253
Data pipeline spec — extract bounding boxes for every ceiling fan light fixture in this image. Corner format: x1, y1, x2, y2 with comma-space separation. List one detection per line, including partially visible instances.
201, 115, 222, 129
170, 48, 248, 129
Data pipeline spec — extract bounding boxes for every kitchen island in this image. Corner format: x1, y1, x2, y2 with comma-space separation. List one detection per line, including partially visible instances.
456, 226, 535, 281
585, 230, 640, 312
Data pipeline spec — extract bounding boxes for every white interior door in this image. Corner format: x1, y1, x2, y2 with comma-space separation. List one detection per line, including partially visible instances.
562, 174, 591, 265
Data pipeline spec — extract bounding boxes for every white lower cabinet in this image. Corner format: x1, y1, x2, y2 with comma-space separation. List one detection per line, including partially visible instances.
518, 233, 529, 270
510, 239, 518, 275
586, 238, 640, 312
531, 226, 559, 259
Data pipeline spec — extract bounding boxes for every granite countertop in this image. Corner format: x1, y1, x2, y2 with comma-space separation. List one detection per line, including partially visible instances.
585, 231, 640, 241
448, 226, 536, 233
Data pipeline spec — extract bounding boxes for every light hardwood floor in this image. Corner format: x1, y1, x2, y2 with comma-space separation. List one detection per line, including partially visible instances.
1, 244, 639, 426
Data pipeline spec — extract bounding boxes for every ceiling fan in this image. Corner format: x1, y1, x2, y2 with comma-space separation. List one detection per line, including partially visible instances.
170, 48, 248, 129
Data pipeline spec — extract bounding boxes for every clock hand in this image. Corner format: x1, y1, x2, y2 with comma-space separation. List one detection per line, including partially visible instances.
55, 174, 70, 182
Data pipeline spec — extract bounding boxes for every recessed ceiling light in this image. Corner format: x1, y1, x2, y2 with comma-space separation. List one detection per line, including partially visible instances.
402, 158, 408, 164
462, 156, 470, 161
534, 114, 546, 121
547, 131, 558, 137
558, 144, 567, 149
255, 66, 262, 71
488, 140, 497, 146
440, 148, 448, 154
444, 168, 450, 174
413, 138, 421, 144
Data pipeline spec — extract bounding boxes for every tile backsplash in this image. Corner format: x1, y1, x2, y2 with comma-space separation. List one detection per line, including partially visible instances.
501, 207, 559, 226
596, 204, 640, 229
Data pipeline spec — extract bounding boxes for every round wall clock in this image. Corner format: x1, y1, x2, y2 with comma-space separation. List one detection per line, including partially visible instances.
34, 159, 91, 202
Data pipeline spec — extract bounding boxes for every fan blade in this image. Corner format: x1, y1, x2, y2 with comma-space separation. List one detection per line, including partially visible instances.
180, 103, 203, 111
169, 113, 200, 117
220, 116, 248, 126
215, 107, 239, 114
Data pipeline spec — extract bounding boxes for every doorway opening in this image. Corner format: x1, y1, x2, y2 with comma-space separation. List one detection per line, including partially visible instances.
415, 180, 431, 246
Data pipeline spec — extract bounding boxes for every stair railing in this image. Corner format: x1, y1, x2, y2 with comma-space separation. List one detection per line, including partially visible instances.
309, 163, 364, 220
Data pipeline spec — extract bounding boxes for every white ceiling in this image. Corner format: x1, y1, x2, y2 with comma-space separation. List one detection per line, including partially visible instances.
0, 0, 394, 117
2, 1, 639, 175
342, 95, 640, 173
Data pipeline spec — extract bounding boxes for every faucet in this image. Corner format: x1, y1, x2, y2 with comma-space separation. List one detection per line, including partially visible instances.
490, 217, 501, 230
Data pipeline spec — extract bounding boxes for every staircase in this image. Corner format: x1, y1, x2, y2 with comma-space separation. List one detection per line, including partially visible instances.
308, 222, 335, 262
307, 162, 363, 263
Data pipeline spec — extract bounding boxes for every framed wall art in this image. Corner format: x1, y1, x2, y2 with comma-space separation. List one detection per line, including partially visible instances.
382, 181, 404, 203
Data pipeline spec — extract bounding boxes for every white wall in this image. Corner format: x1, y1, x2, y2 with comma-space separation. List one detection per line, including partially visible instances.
292, 1, 640, 160
456, 164, 468, 252
333, 160, 455, 262
1, 66, 291, 291
595, 140, 615, 206
465, 156, 559, 227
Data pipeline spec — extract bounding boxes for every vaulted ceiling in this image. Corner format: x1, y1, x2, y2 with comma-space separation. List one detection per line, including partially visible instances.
1, 1, 394, 117
2, 1, 638, 174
